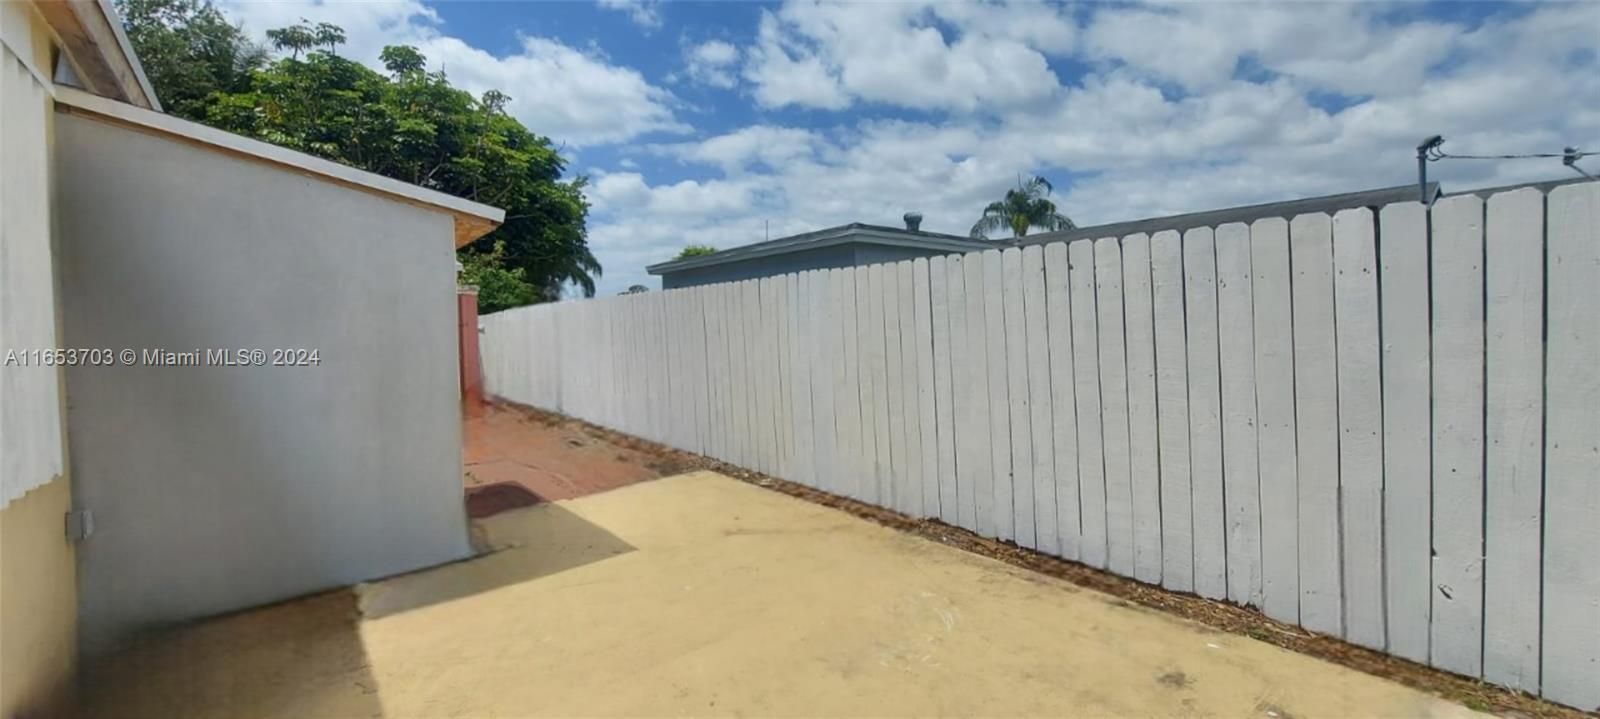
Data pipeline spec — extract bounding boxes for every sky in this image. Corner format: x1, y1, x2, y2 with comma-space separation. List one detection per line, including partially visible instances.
213, 0, 1600, 296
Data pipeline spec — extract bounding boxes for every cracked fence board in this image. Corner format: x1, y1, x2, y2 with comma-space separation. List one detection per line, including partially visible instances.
1541, 181, 1600, 711
840, 268, 866, 501
1003, 247, 1035, 547
1070, 239, 1107, 569
1095, 237, 1135, 577
1216, 222, 1263, 608
953, 254, 988, 533
1333, 208, 1385, 651
867, 265, 894, 507
1151, 231, 1192, 592
1430, 194, 1485, 678
913, 259, 941, 520
1122, 234, 1163, 585
930, 256, 960, 526
882, 264, 910, 514
1022, 245, 1058, 554
1483, 188, 1544, 692
896, 260, 925, 518
1044, 241, 1082, 562
1251, 218, 1299, 622
1184, 228, 1227, 601
1377, 190, 1466, 673
983, 249, 1014, 540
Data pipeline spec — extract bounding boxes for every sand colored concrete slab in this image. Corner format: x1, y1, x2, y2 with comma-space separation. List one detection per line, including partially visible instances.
78, 472, 1480, 718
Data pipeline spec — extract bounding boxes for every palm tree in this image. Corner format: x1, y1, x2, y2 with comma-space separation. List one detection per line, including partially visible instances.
969, 175, 1076, 240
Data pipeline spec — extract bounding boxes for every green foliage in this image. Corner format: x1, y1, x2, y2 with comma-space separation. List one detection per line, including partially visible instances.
460, 241, 537, 314
674, 244, 718, 260
969, 175, 1076, 239
114, 0, 266, 119
120, 9, 600, 307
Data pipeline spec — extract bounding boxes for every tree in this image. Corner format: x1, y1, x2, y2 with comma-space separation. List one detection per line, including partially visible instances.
115, 0, 266, 119
969, 175, 1075, 240
120, 11, 600, 308
459, 241, 537, 313
674, 244, 717, 260
622, 285, 650, 294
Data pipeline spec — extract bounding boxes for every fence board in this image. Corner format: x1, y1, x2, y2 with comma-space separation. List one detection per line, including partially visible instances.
1070, 239, 1108, 568
882, 264, 910, 512
1378, 201, 1432, 663
1150, 230, 1191, 591
857, 267, 883, 505
844, 268, 869, 501
929, 256, 960, 524
1216, 222, 1263, 608
897, 261, 924, 515
1003, 248, 1035, 546
1541, 182, 1599, 710
1022, 245, 1058, 554
984, 249, 1014, 540
1044, 242, 1081, 561
1249, 218, 1298, 620
1291, 213, 1343, 637
1095, 237, 1135, 576
809, 271, 839, 495
1431, 194, 1486, 677
834, 268, 863, 500
913, 259, 940, 519
1184, 227, 1227, 600
1121, 234, 1162, 583
965, 252, 996, 536
1480, 189, 1544, 690
1332, 208, 1385, 649
790, 273, 816, 487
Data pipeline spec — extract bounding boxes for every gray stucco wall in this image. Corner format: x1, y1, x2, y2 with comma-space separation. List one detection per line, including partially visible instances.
55, 112, 472, 653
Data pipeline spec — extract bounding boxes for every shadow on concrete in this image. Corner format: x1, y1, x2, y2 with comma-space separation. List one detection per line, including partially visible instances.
357, 502, 637, 619
71, 591, 386, 719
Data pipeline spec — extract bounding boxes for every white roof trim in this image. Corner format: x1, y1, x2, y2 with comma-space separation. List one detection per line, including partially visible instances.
53, 85, 506, 230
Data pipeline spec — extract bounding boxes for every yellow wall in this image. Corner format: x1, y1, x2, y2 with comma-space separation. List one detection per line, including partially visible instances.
0, 3, 77, 716
0, 477, 77, 716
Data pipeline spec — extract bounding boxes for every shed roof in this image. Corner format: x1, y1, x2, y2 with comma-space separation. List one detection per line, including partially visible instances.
646, 223, 989, 275
1016, 183, 1439, 247
54, 85, 505, 247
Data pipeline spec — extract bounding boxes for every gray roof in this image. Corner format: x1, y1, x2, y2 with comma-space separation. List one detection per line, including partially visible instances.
1448, 175, 1591, 199
647, 223, 990, 275
1015, 183, 1439, 248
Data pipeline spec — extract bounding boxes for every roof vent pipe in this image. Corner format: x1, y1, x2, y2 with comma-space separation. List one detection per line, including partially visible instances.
903, 212, 923, 232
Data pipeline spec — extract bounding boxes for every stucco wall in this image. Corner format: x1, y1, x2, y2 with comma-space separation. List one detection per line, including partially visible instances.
54, 111, 472, 654
1, 5, 78, 715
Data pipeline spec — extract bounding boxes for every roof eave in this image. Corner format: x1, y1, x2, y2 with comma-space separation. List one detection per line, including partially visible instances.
34, 0, 161, 110
53, 85, 505, 247
647, 227, 987, 275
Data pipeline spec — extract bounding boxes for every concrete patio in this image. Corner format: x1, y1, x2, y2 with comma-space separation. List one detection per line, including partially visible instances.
73, 470, 1479, 718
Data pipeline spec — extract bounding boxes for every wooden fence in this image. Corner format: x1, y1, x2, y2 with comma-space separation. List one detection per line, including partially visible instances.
479, 181, 1599, 710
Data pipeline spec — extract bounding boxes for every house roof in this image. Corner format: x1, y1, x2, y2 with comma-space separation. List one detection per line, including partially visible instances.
646, 223, 989, 275
54, 85, 505, 247
34, 0, 160, 110
1015, 183, 1440, 248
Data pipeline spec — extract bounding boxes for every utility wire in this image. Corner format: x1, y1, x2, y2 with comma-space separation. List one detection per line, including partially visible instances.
1424, 146, 1591, 162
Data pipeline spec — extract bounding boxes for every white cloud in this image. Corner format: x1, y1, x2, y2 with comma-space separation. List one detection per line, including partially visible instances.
740, 0, 1073, 112
218, 0, 685, 145
684, 39, 739, 89
596, 0, 662, 29
585, 1, 1599, 294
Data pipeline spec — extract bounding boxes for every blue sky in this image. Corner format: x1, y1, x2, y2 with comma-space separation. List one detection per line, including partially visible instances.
216, 1, 1598, 295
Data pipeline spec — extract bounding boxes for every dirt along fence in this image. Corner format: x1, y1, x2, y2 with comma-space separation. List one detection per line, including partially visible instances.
479, 181, 1598, 711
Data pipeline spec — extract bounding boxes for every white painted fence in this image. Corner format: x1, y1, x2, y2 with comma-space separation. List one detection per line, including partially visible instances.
480, 182, 1599, 710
